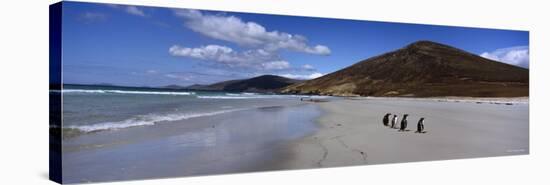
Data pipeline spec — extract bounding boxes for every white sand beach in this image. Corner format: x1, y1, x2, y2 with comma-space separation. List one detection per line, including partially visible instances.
60, 96, 528, 183
285, 97, 529, 168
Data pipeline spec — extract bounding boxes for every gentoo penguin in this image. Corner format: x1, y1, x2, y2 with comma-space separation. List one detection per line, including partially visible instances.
399, 114, 409, 131
416, 118, 425, 133
391, 115, 398, 128
382, 113, 391, 127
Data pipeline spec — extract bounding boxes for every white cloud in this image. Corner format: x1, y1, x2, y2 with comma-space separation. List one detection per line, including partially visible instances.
261, 61, 290, 70
169, 45, 236, 62
170, 9, 329, 77
480, 46, 529, 68
280, 72, 324, 80
169, 44, 289, 70
302, 64, 314, 70
125, 6, 146, 17
173, 9, 330, 55
107, 4, 147, 17
304, 45, 331, 55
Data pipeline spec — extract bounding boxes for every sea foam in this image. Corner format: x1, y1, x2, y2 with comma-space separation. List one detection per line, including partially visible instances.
66, 108, 243, 132
62, 89, 195, 96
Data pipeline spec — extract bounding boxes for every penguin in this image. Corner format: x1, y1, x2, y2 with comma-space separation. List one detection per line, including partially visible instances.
391, 115, 398, 129
382, 113, 391, 127
416, 118, 425, 133
399, 114, 409, 131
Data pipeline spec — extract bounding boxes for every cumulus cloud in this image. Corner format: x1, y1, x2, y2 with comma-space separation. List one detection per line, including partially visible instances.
480, 46, 529, 68
169, 44, 289, 70
169, 45, 236, 62
261, 61, 290, 70
302, 64, 315, 70
169, 9, 330, 80
125, 6, 146, 17
173, 9, 330, 55
280, 72, 324, 80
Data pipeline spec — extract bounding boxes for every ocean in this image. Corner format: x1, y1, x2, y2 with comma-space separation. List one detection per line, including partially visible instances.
59, 84, 322, 136
58, 84, 327, 182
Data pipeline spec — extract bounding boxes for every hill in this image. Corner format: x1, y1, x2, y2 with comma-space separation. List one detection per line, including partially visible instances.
187, 75, 303, 93
281, 41, 528, 97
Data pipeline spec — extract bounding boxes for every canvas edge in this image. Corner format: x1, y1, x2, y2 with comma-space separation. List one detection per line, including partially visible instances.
49, 1, 63, 184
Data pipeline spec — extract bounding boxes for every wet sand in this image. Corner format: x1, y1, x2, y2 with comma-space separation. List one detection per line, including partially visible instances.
285, 98, 529, 169
62, 104, 321, 183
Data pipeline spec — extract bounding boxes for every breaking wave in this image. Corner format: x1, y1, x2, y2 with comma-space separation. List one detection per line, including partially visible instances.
66, 108, 243, 132
62, 89, 196, 96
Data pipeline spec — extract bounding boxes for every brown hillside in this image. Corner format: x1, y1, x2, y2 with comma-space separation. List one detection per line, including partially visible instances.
281, 41, 528, 97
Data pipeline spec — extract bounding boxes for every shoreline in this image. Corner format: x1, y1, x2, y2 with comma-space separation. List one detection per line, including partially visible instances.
283, 97, 529, 169
61, 103, 322, 183
60, 95, 529, 183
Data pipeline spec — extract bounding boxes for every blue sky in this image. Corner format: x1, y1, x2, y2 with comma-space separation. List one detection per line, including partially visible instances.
61, 2, 529, 87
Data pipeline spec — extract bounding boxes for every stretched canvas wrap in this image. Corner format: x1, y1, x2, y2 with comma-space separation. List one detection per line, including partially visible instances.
49, 1, 529, 184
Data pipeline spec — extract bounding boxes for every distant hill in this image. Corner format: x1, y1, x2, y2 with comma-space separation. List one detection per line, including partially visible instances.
186, 75, 303, 93
281, 40, 529, 97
